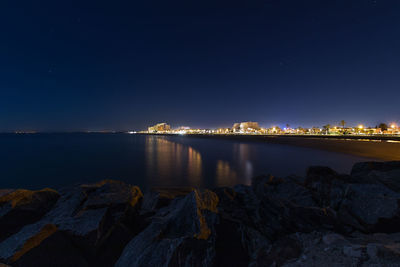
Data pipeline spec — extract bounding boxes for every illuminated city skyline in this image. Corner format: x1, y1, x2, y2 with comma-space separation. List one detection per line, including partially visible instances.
144, 121, 400, 136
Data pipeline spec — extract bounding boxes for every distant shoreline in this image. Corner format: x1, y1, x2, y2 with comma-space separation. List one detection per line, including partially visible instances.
139, 133, 400, 161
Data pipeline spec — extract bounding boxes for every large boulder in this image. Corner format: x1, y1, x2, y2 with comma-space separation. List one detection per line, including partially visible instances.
338, 183, 400, 233
304, 166, 351, 209
248, 175, 347, 238
140, 187, 195, 215
351, 161, 400, 192
5, 224, 88, 267
351, 161, 400, 176
0, 188, 60, 242
0, 180, 143, 267
115, 189, 219, 267
213, 187, 269, 266
252, 175, 315, 207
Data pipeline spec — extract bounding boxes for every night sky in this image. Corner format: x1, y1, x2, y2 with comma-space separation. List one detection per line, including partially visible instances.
1, 0, 399, 132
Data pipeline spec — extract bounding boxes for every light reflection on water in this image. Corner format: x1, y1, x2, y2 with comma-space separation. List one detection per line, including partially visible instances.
143, 135, 376, 189
145, 136, 255, 188
0, 133, 377, 190
145, 136, 203, 187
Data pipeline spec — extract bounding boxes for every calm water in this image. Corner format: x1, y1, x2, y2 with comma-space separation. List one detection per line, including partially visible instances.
0, 133, 374, 190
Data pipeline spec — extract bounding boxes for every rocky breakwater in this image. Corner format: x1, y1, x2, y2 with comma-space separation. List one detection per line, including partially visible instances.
0, 161, 400, 266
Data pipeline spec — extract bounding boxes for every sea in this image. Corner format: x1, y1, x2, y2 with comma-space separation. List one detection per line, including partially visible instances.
0, 133, 374, 190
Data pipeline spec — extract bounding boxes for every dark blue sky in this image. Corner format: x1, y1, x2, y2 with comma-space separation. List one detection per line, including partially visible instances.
1, 0, 399, 131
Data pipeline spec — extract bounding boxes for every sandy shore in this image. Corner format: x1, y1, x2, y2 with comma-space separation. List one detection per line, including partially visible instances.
142, 134, 400, 161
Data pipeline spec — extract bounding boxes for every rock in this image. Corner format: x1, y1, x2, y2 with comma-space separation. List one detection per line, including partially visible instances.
0, 189, 14, 198
252, 175, 316, 207
0, 188, 60, 242
213, 218, 251, 267
236, 181, 344, 239
213, 187, 269, 266
7, 224, 88, 267
115, 189, 219, 267
322, 233, 350, 246
339, 183, 400, 233
305, 166, 351, 208
140, 187, 194, 214
351, 161, 400, 192
343, 244, 363, 258
2, 161, 400, 266
283, 204, 346, 234
0, 180, 143, 267
282, 231, 400, 267
351, 161, 400, 176
366, 243, 379, 260
213, 187, 253, 225
286, 175, 306, 185
376, 243, 400, 261
254, 236, 302, 267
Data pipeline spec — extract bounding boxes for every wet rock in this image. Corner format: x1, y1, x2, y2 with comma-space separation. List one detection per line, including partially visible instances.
0, 180, 143, 266
115, 189, 219, 267
0, 188, 60, 242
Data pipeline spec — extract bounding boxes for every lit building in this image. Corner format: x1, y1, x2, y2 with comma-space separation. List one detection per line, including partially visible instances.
216, 128, 231, 134
148, 123, 171, 133
233, 122, 260, 133
232, 123, 241, 132
268, 126, 282, 134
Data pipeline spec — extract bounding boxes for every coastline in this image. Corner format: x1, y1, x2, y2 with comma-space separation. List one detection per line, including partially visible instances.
139, 133, 400, 161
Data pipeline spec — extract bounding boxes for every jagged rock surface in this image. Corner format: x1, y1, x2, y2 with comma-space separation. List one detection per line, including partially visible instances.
0, 161, 400, 266
115, 189, 219, 267
0, 180, 143, 267
0, 188, 60, 242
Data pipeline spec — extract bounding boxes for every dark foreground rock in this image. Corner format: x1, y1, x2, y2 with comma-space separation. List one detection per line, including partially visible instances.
0, 180, 143, 267
0, 188, 60, 242
116, 189, 219, 267
0, 161, 400, 266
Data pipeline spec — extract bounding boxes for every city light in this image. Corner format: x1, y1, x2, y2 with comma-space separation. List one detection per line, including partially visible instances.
138, 121, 400, 137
